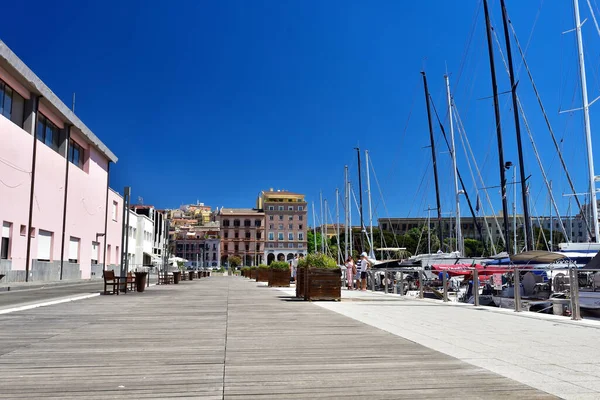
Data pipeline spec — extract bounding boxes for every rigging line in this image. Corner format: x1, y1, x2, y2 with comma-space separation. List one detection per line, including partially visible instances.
509, 19, 593, 239
453, 104, 502, 251
406, 155, 431, 218
455, 0, 482, 90
386, 78, 420, 182
0, 178, 26, 189
530, 199, 549, 250
350, 186, 373, 251
516, 0, 545, 78
368, 155, 401, 249
586, 0, 600, 37
491, 22, 569, 240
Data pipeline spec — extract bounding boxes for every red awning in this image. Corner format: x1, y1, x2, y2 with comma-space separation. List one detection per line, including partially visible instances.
431, 264, 513, 277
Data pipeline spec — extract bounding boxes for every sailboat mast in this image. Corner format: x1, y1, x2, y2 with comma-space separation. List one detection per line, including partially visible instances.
483, 0, 511, 253
335, 188, 341, 264
344, 166, 349, 260
421, 71, 443, 247
365, 150, 375, 258
312, 202, 318, 253
349, 181, 353, 257
445, 74, 462, 255
320, 191, 325, 253
573, 0, 600, 242
355, 147, 366, 250
501, 0, 533, 251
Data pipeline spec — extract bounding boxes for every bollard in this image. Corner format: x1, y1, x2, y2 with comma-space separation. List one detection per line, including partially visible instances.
370, 271, 375, 291
384, 269, 388, 294
399, 272, 404, 296
418, 270, 424, 299
473, 269, 480, 306
514, 268, 521, 312
570, 267, 581, 320
442, 272, 448, 302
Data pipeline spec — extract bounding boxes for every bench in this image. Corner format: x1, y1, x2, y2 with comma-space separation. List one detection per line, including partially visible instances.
158, 272, 174, 285
103, 270, 126, 295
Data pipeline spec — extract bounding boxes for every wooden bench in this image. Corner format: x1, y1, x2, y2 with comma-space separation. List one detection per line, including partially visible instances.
158, 272, 174, 285
103, 270, 126, 295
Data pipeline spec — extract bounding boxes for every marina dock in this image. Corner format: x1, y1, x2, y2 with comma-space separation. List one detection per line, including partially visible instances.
0, 275, 586, 399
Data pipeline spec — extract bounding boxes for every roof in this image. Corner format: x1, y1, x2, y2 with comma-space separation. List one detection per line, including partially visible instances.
510, 251, 568, 264
220, 208, 264, 215
0, 40, 117, 163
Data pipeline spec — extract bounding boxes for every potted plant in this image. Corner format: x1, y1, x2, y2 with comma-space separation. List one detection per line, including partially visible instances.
299, 253, 341, 301
250, 266, 258, 279
268, 261, 291, 287
257, 264, 269, 282
241, 267, 250, 278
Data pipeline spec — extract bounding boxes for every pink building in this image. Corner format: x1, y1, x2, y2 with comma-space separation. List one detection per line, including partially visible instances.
0, 40, 120, 282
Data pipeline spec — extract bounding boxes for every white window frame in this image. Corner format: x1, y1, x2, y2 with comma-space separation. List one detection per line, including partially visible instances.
278, 206, 284, 211
268, 206, 274, 211
298, 206, 304, 211
268, 232, 274, 241
298, 232, 304, 241
37, 230, 52, 261
91, 241, 99, 264
288, 233, 293, 241
69, 237, 80, 263
288, 206, 293, 211
288, 243, 294, 248
1, 222, 11, 260
278, 232, 284, 240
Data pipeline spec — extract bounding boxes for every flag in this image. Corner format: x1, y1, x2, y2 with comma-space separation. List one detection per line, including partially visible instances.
476, 195, 482, 214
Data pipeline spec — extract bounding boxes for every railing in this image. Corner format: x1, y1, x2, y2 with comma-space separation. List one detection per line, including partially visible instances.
364, 266, 600, 321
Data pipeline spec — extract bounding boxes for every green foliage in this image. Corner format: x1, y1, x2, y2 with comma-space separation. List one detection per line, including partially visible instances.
464, 238, 485, 257
270, 261, 290, 271
250, 266, 258, 270
241, 267, 250, 272
307, 230, 324, 254
228, 255, 242, 268
258, 264, 270, 270
300, 253, 338, 269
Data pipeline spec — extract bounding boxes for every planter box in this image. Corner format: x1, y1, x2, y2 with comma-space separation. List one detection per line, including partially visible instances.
268, 268, 290, 287
250, 270, 257, 279
304, 267, 342, 301
296, 267, 305, 298
257, 268, 269, 282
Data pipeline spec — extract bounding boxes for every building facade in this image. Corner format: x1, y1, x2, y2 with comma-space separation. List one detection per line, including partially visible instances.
0, 40, 119, 282
172, 223, 221, 268
261, 189, 308, 264
218, 208, 265, 266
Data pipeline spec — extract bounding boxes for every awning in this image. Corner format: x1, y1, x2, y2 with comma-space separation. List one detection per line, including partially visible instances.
509, 250, 568, 264
432, 264, 513, 276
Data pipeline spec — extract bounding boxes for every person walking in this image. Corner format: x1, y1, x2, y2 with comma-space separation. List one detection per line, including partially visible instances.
345, 256, 356, 290
358, 252, 371, 291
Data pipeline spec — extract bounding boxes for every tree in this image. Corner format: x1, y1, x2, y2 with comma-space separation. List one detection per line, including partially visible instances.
228, 255, 242, 268
464, 238, 485, 257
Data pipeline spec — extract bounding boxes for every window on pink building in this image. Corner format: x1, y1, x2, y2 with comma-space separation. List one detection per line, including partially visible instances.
37, 113, 60, 152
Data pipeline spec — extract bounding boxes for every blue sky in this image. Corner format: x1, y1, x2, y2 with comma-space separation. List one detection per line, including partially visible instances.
3, 0, 600, 225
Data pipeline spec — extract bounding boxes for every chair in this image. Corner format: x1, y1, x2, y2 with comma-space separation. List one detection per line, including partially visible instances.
103, 270, 125, 295
126, 272, 136, 292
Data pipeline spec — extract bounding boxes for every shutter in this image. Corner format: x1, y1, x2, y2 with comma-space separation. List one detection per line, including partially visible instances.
37, 230, 52, 261
2, 222, 9, 238
91, 242, 99, 262
69, 237, 79, 261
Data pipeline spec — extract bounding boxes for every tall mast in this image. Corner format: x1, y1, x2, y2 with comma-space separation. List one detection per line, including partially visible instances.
355, 147, 365, 250
421, 71, 443, 246
365, 150, 376, 258
574, 0, 600, 242
312, 202, 318, 253
349, 181, 353, 257
445, 74, 462, 255
483, 0, 511, 253
335, 188, 341, 264
320, 191, 325, 253
344, 166, 349, 261
324, 198, 328, 255
501, 0, 533, 251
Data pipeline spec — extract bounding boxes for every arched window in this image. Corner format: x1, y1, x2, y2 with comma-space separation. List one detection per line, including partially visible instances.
233, 219, 240, 227
244, 219, 251, 227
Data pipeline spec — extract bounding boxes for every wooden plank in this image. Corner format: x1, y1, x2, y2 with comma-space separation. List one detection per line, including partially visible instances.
0, 276, 557, 399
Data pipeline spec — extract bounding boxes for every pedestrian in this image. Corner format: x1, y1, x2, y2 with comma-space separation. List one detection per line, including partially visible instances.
345, 256, 356, 290
358, 252, 372, 291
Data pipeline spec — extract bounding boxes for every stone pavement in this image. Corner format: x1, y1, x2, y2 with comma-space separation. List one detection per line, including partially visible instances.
0, 276, 556, 399
278, 287, 600, 400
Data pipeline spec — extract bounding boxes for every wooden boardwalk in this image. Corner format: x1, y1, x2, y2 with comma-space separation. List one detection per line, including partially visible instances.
0, 276, 557, 399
